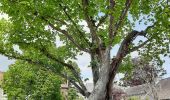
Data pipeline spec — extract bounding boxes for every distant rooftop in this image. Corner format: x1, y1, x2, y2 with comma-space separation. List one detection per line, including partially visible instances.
125, 77, 170, 99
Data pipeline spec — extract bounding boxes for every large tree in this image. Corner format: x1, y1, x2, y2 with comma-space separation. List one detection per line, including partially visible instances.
0, 0, 169, 100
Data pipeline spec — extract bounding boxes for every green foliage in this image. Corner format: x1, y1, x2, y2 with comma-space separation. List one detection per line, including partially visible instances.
128, 96, 140, 100
128, 96, 149, 100
0, 0, 169, 63
68, 87, 83, 100
118, 55, 133, 74
63, 61, 81, 81
2, 61, 62, 100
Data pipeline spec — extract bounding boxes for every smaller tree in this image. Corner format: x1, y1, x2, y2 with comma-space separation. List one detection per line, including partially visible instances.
119, 57, 166, 86
2, 61, 62, 100
119, 57, 166, 100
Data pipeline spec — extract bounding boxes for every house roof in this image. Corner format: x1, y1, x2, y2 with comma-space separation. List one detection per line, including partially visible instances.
85, 83, 126, 94
125, 77, 170, 99
125, 84, 148, 96
157, 77, 170, 99
85, 77, 170, 99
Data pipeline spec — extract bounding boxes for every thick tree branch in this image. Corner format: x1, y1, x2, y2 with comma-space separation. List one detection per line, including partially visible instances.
41, 17, 90, 53
107, 23, 157, 97
51, 17, 68, 26
116, 30, 142, 59
109, 0, 115, 43
113, 0, 132, 34
128, 22, 157, 53
114, 22, 157, 60
81, 0, 95, 31
110, 0, 132, 45
90, 53, 100, 85
109, 22, 158, 82
33, 11, 68, 26
40, 48, 88, 93
60, 72, 90, 97
129, 38, 151, 53
106, 30, 142, 99
11, 41, 88, 94
55, 19, 68, 25
82, 0, 101, 48
59, 4, 90, 46
33, 10, 90, 49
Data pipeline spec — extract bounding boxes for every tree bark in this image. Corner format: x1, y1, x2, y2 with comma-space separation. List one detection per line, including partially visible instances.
88, 45, 126, 100
106, 59, 123, 100
91, 47, 106, 85
88, 48, 112, 100
91, 53, 100, 85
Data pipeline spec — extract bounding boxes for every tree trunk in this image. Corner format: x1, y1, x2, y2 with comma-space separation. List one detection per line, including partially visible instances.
88, 62, 111, 100
88, 48, 113, 100
106, 59, 123, 100
88, 46, 125, 100
91, 53, 101, 85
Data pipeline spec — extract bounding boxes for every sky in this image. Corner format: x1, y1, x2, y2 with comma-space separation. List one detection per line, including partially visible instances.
0, 13, 170, 83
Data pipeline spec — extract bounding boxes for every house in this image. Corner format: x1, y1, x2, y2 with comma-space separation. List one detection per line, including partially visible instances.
125, 84, 152, 99
85, 83, 127, 100
125, 77, 170, 100
157, 77, 170, 100
112, 85, 127, 100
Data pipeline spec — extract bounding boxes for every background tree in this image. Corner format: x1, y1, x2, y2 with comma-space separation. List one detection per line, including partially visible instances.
2, 61, 62, 100
119, 57, 166, 87
0, 0, 169, 99
119, 57, 166, 100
